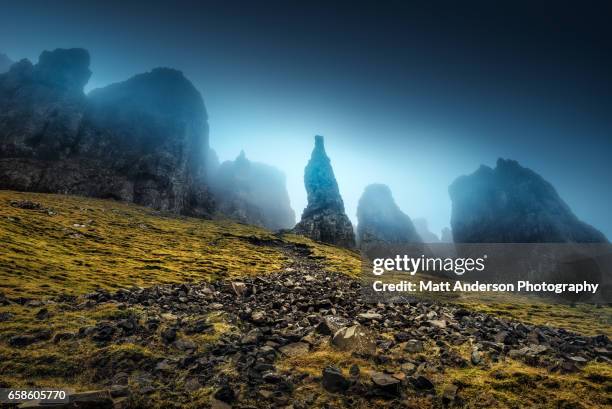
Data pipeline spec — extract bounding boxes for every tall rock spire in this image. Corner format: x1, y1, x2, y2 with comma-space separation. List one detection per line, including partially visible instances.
294, 135, 355, 248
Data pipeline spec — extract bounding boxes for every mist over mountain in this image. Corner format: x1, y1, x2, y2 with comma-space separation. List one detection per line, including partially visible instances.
440, 227, 453, 243
412, 218, 440, 243
0, 48, 609, 247
0, 53, 13, 73
357, 183, 421, 249
211, 150, 295, 230
450, 159, 608, 243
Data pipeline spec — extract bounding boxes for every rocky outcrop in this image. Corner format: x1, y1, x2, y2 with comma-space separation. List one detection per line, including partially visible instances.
413, 218, 440, 243
0, 53, 13, 73
211, 150, 295, 230
449, 158, 607, 243
0, 48, 213, 216
356, 184, 421, 249
294, 135, 355, 248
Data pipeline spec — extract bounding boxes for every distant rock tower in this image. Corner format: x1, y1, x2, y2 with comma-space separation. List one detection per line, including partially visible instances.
294, 135, 355, 248
449, 158, 608, 243
357, 184, 422, 249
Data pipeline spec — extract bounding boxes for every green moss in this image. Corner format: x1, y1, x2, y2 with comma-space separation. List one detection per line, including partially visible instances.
0, 191, 353, 299
1, 191, 611, 408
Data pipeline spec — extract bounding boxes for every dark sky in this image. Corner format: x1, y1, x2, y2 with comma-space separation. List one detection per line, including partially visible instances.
1, 0, 611, 237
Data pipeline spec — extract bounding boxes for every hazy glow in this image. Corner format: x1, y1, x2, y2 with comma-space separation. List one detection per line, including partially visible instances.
1, 1, 610, 238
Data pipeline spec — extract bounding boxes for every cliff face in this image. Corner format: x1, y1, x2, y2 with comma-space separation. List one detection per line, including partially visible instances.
211, 151, 295, 230
294, 135, 355, 248
357, 184, 421, 249
0, 49, 90, 160
0, 49, 213, 217
449, 158, 608, 243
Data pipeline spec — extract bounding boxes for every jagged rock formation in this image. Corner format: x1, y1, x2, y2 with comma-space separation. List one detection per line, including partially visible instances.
294, 135, 355, 248
412, 218, 440, 243
440, 227, 453, 243
211, 150, 295, 230
449, 158, 608, 243
0, 53, 13, 73
356, 184, 421, 249
0, 48, 213, 216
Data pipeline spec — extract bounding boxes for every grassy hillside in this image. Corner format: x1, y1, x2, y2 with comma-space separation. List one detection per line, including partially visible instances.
0, 191, 610, 408
0, 190, 359, 299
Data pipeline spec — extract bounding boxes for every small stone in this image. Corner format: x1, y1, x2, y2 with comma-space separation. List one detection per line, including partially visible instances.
9, 330, 51, 347
322, 366, 350, 393
35, 308, 50, 320
411, 375, 435, 390
262, 371, 283, 384
427, 320, 446, 329
315, 318, 340, 336
358, 312, 383, 320
331, 325, 376, 355
161, 328, 177, 343
53, 332, 75, 343
174, 339, 196, 351
25, 300, 43, 307
251, 311, 266, 324
155, 360, 174, 372
400, 362, 416, 374
92, 324, 115, 342
9, 335, 37, 347
110, 385, 130, 398
494, 330, 509, 344
405, 339, 424, 353
231, 281, 247, 297
568, 355, 588, 363
279, 342, 310, 357
442, 384, 458, 403
370, 371, 401, 397
394, 331, 410, 342
161, 313, 178, 321
471, 350, 481, 365
214, 385, 236, 403
241, 328, 262, 344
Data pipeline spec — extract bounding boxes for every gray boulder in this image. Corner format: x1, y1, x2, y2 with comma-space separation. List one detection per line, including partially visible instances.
449, 158, 607, 243
294, 135, 355, 248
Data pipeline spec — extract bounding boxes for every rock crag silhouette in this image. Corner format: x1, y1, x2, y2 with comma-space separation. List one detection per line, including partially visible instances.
449, 158, 608, 243
211, 150, 295, 230
357, 183, 421, 249
294, 135, 355, 248
0, 48, 213, 216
